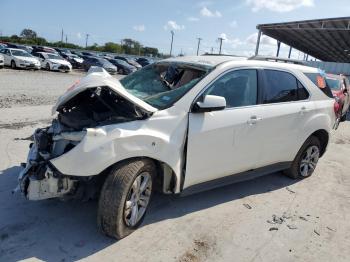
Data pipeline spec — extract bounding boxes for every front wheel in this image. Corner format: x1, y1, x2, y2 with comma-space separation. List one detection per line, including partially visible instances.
11, 60, 16, 69
284, 136, 321, 179
46, 63, 50, 71
97, 159, 156, 239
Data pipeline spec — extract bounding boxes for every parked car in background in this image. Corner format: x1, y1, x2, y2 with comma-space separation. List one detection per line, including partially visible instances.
325, 74, 350, 124
81, 51, 95, 57
6, 43, 33, 53
82, 56, 117, 74
33, 52, 72, 72
31, 46, 57, 54
61, 53, 84, 69
17, 57, 336, 240
107, 58, 137, 75
114, 55, 142, 69
0, 54, 4, 68
0, 43, 7, 50
136, 57, 153, 67
0, 48, 41, 69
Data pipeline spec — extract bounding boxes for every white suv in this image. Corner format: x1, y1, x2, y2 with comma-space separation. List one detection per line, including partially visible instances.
17, 56, 336, 239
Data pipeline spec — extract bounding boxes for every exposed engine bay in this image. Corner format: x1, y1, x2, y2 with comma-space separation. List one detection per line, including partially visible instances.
17, 86, 150, 200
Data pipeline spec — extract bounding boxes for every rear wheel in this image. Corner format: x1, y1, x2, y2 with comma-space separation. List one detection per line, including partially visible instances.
97, 159, 156, 239
46, 63, 50, 71
284, 136, 321, 179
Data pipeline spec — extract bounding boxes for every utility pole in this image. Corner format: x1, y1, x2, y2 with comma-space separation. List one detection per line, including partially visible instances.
211, 47, 214, 54
170, 30, 174, 56
85, 34, 89, 48
196, 37, 202, 56
61, 29, 64, 42
65, 35, 68, 44
218, 37, 224, 54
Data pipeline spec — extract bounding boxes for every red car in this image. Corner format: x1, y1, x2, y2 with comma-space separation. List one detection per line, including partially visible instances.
325, 74, 350, 127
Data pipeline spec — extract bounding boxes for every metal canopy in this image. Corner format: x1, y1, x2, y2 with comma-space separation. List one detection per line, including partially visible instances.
257, 17, 350, 63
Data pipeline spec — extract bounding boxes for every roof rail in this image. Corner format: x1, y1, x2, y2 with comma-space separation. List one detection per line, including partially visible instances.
249, 55, 307, 65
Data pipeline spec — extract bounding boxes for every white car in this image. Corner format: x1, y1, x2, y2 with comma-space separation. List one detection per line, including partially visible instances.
0, 48, 41, 69
33, 52, 72, 72
0, 53, 4, 68
17, 57, 336, 239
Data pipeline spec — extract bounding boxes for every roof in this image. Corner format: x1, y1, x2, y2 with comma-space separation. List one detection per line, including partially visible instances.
257, 17, 350, 63
163, 55, 247, 67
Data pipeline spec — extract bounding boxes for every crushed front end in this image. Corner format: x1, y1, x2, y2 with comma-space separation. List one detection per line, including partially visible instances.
17, 120, 86, 200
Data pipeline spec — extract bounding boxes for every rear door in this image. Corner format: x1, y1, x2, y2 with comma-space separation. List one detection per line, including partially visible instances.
255, 69, 312, 167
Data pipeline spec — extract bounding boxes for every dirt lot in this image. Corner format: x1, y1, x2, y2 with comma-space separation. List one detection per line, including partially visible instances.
0, 69, 350, 262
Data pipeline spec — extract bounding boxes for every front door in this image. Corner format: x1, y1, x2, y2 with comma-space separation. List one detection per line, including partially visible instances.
184, 69, 265, 189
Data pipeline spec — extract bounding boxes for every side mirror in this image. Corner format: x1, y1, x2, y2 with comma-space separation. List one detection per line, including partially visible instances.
193, 95, 226, 113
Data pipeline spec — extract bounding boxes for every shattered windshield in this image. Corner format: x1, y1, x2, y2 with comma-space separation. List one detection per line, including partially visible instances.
120, 62, 212, 109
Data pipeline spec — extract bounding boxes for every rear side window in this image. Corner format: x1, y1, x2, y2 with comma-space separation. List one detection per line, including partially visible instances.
304, 73, 333, 98
263, 70, 298, 103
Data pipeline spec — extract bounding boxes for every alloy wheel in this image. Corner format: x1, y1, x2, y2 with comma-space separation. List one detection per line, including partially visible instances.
299, 145, 320, 177
123, 172, 152, 227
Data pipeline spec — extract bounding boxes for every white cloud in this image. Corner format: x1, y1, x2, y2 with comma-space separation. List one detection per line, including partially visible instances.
187, 16, 200, 22
197, 1, 213, 7
76, 32, 82, 39
229, 20, 238, 28
219, 33, 244, 48
246, 0, 314, 12
200, 6, 222, 17
164, 20, 185, 31
246, 32, 276, 46
133, 25, 145, 32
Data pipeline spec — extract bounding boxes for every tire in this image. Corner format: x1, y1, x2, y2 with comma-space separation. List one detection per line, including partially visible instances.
11, 60, 16, 69
340, 112, 347, 122
46, 63, 50, 71
97, 159, 156, 239
118, 68, 123, 75
284, 136, 321, 179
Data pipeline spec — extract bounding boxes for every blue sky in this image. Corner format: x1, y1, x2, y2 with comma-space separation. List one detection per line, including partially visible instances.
1, 0, 350, 57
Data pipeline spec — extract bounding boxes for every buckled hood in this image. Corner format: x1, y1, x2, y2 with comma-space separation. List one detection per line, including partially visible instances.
51, 67, 157, 115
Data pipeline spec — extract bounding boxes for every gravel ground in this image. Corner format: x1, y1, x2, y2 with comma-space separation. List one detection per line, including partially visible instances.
0, 68, 122, 108
0, 69, 350, 262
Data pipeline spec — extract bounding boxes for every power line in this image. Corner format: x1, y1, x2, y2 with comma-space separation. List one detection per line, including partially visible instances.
196, 37, 202, 56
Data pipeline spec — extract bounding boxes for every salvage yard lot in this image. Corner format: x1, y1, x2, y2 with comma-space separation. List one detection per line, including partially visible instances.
1, 69, 350, 262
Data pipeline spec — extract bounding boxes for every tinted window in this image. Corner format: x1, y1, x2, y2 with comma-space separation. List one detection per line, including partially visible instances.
297, 81, 309, 100
263, 70, 298, 103
304, 73, 333, 98
205, 69, 257, 108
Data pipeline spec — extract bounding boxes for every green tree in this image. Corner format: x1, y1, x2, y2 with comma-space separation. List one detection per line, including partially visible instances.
20, 29, 37, 39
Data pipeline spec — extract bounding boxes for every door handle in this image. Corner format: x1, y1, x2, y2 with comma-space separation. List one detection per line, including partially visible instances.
247, 115, 262, 125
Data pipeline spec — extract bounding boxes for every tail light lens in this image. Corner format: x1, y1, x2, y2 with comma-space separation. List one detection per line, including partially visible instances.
334, 98, 341, 116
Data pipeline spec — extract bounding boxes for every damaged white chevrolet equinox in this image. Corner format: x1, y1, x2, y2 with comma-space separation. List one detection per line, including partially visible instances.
17, 56, 336, 239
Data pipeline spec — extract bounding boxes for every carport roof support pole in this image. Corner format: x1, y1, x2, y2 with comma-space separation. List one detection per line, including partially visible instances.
288, 46, 292, 58
276, 41, 281, 57
255, 29, 262, 56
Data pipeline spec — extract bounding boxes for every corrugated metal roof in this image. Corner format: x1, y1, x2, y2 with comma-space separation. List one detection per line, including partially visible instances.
257, 17, 350, 63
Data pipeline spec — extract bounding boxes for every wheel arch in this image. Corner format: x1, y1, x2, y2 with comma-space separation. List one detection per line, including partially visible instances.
101, 156, 177, 194
308, 129, 329, 157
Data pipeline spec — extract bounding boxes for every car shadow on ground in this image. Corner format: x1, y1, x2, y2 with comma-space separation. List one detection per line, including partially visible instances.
0, 165, 299, 262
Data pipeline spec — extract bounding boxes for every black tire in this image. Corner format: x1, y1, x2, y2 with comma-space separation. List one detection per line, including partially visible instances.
97, 159, 156, 239
283, 136, 321, 179
340, 112, 347, 122
46, 63, 50, 71
118, 68, 123, 75
11, 60, 16, 69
